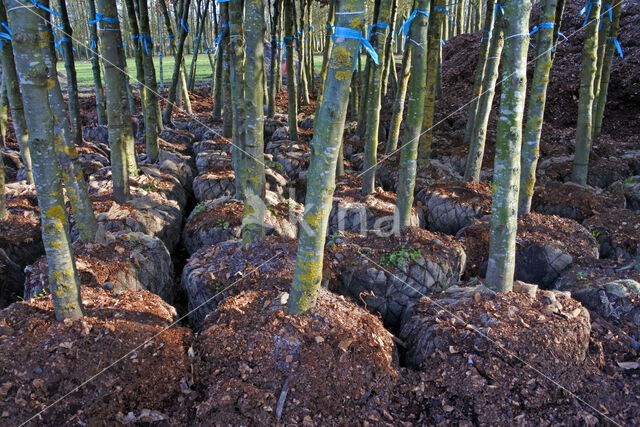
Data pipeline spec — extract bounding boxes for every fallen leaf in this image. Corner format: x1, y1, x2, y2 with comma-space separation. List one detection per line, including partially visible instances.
616, 361, 639, 370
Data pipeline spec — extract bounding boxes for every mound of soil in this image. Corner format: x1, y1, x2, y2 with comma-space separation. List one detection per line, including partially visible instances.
326, 228, 466, 328
189, 282, 399, 425
394, 285, 639, 424
181, 236, 298, 329
532, 181, 626, 222
329, 174, 421, 235
459, 213, 599, 287
416, 180, 492, 235
24, 231, 174, 303
193, 169, 236, 202
0, 287, 192, 425
583, 208, 640, 259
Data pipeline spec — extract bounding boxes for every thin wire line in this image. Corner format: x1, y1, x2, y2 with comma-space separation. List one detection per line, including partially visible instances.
356, 250, 622, 426
356, 0, 625, 179
19, 251, 284, 426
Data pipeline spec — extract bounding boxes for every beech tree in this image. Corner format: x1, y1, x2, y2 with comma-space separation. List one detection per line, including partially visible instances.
572, 0, 601, 185
485, 0, 531, 292
394, 1, 431, 230
5, 0, 84, 320
288, 0, 369, 314
87, 0, 107, 125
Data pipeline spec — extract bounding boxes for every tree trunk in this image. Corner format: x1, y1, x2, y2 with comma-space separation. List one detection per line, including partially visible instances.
57, 0, 82, 146
241, 0, 266, 243
97, 0, 131, 203
571, 0, 601, 185
40, 12, 97, 242
228, 0, 246, 197
362, 0, 392, 195
462, 0, 496, 147
284, 0, 299, 141
188, 0, 210, 91
463, 8, 504, 182
220, 3, 233, 138
297, 0, 310, 105
0, 2, 33, 184
6, 0, 84, 320
381, 0, 398, 98
162, 0, 192, 124
417, 0, 446, 167
87, 0, 107, 125
518, 0, 559, 215
287, 0, 366, 315
316, 0, 334, 111
550, 0, 566, 61
137, 0, 161, 163
394, 2, 431, 230
268, 0, 283, 118
0, 77, 5, 219
594, 1, 622, 137
123, 0, 146, 113
485, 0, 531, 292
385, 44, 411, 153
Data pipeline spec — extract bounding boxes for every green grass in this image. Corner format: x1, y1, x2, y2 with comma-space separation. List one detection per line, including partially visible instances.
63, 54, 215, 89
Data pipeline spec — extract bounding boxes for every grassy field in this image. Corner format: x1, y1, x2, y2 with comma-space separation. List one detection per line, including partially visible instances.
63, 53, 330, 90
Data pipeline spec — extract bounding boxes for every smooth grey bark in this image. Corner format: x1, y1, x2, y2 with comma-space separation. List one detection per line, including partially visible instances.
385, 44, 411, 153
162, 0, 192, 124
0, 2, 32, 184
394, 1, 431, 230
485, 0, 531, 292
87, 0, 107, 125
40, 12, 97, 242
5, 0, 84, 320
284, 0, 298, 140
97, 0, 131, 202
287, 0, 365, 315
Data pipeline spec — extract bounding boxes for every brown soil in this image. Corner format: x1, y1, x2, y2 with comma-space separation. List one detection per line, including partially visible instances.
390, 289, 640, 425
0, 287, 192, 425
583, 208, 640, 258
325, 227, 464, 281
334, 173, 414, 219
532, 181, 626, 222
418, 180, 493, 211
459, 212, 599, 279
188, 280, 398, 425
0, 195, 40, 246
25, 237, 139, 293
186, 200, 244, 232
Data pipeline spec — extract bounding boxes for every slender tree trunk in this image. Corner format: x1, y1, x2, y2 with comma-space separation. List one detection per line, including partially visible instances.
362, 0, 392, 195
417, 0, 446, 167
123, 0, 146, 112
269, 0, 283, 118
137, 0, 161, 162
385, 44, 411, 153
288, 0, 366, 315
356, 0, 382, 140
188, 0, 210, 91
285, 0, 299, 140
97, 0, 131, 203
221, 3, 233, 138
518, 0, 559, 215
464, 9, 504, 182
486, 0, 531, 292
0, 77, 5, 219
594, 1, 622, 137
381, 0, 398, 98
0, 2, 32, 184
316, 0, 334, 111
394, 1, 431, 230
57, 0, 82, 146
6, 0, 84, 320
462, 0, 496, 147
87, 0, 107, 125
162, 0, 192, 124
297, 0, 310, 105
571, 0, 601, 185
40, 12, 97, 242
241, 0, 266, 243
550, 0, 566, 61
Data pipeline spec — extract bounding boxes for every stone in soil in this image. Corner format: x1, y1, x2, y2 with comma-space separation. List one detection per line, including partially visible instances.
24, 231, 175, 303
0, 287, 191, 425
189, 281, 398, 425
609, 175, 640, 210
532, 181, 625, 222
583, 208, 640, 259
415, 180, 492, 235
326, 228, 466, 328
458, 213, 599, 288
